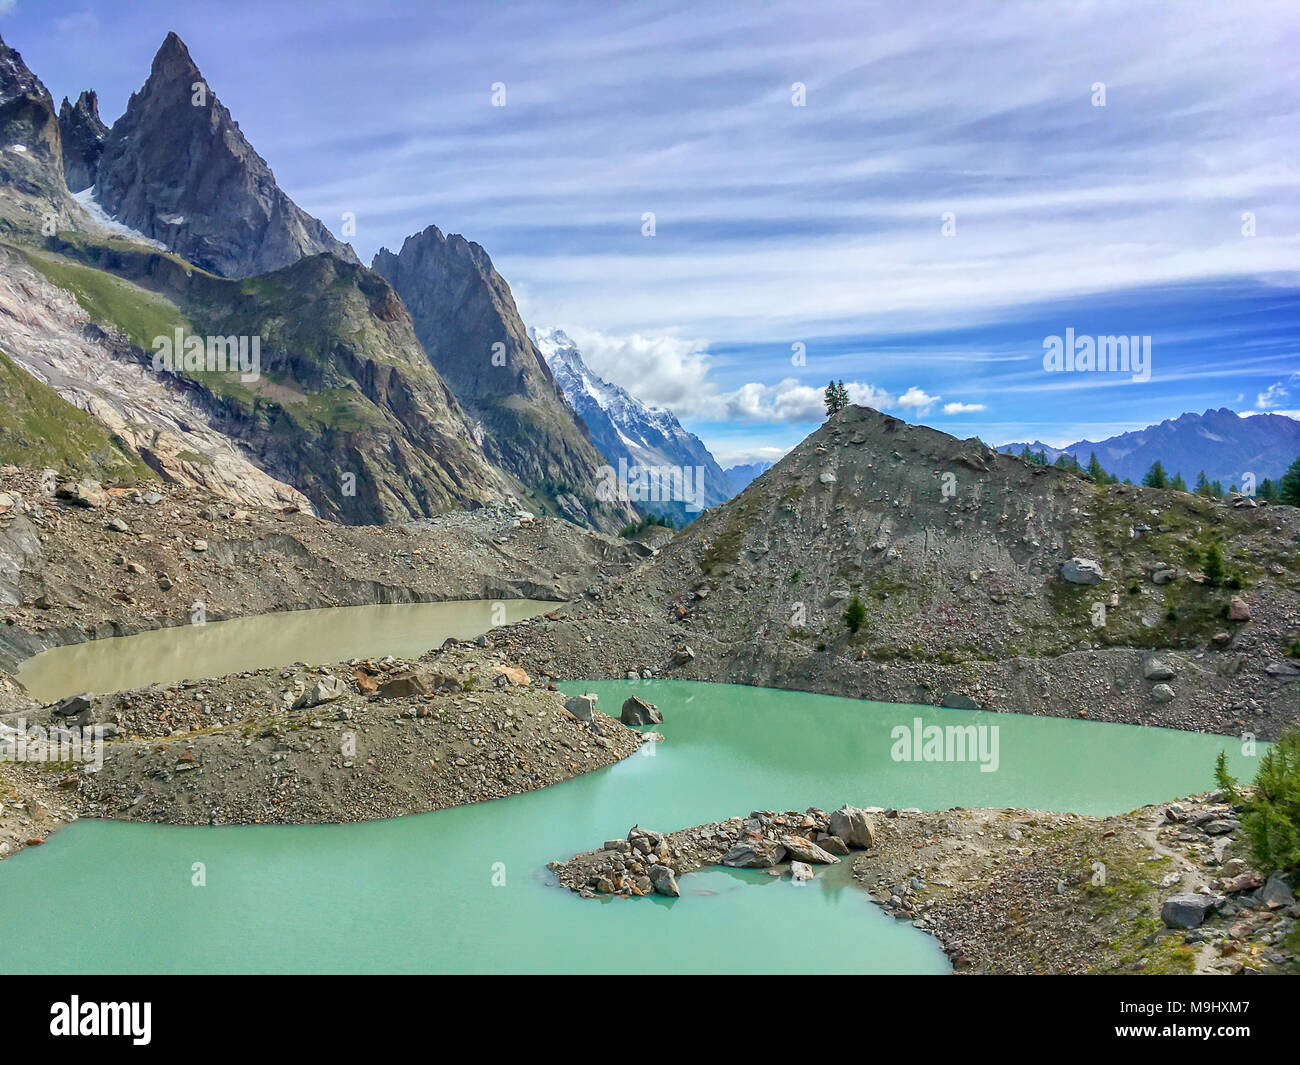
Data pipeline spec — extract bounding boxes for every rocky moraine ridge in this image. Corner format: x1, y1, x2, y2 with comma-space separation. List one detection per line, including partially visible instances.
494, 405, 1300, 737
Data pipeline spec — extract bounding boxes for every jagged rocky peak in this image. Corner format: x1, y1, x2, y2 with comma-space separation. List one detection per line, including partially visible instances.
58, 90, 108, 192
96, 31, 359, 278
373, 227, 639, 533
373, 225, 552, 396
0, 32, 97, 234
0, 31, 62, 165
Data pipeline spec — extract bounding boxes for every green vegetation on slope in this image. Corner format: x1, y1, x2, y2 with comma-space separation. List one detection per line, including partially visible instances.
0, 348, 149, 481
18, 243, 190, 349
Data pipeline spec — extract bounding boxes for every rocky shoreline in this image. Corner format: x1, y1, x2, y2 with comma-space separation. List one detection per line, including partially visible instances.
549, 795, 1298, 975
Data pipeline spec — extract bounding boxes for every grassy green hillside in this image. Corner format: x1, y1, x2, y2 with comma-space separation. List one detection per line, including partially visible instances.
0, 347, 148, 481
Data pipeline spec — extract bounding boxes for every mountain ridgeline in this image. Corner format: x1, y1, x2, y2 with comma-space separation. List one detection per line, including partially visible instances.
999, 408, 1300, 488
95, 33, 359, 278
520, 404, 1300, 731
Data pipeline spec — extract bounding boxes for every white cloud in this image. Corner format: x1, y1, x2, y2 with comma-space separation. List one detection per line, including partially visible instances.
549, 325, 906, 423
0, 0, 16, 14
895, 386, 941, 416
1257, 383, 1288, 409
942, 402, 986, 415
1257, 373, 1299, 409
559, 326, 712, 412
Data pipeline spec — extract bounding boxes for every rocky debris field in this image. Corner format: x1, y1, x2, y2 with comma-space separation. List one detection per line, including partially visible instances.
853, 794, 1297, 975
550, 794, 1298, 975
1, 641, 645, 833
548, 803, 877, 899
0, 465, 644, 669
0, 759, 75, 862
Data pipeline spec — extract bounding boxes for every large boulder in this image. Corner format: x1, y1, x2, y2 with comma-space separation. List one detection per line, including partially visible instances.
1061, 558, 1103, 585
828, 804, 877, 849
564, 694, 597, 722
781, 835, 840, 864
377, 674, 428, 700
620, 696, 663, 726
1143, 657, 1176, 681
720, 840, 788, 868
647, 864, 680, 897
292, 676, 344, 710
1160, 893, 1223, 929
53, 692, 94, 717
1261, 873, 1295, 910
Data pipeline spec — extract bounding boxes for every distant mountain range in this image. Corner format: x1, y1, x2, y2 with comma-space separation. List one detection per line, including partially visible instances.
998, 408, 1300, 486
723, 461, 774, 493
531, 328, 731, 524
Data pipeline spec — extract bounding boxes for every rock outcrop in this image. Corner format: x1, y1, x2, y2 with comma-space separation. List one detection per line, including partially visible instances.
57, 90, 107, 193
372, 227, 637, 533
0, 32, 89, 234
96, 33, 358, 277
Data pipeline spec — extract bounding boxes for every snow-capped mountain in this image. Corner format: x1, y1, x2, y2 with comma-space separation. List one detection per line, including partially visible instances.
531, 327, 732, 524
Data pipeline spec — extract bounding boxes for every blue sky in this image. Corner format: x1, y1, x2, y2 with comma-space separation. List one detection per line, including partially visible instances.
4, 0, 1298, 465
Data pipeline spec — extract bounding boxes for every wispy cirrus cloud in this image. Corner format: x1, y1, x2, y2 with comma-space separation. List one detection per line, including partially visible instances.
10, 0, 1298, 457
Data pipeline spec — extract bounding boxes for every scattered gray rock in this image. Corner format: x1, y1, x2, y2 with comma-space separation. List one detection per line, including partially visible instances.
564, 694, 597, 722
1061, 558, 1103, 585
1143, 657, 1176, 682
648, 864, 680, 897
1160, 893, 1224, 929
620, 695, 663, 726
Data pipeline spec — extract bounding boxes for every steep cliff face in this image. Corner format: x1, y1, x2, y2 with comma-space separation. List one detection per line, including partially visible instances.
0, 33, 88, 235
373, 227, 637, 532
57, 90, 108, 193
96, 33, 358, 278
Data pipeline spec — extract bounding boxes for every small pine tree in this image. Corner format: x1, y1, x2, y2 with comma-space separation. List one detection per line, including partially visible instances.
1215, 730, 1300, 874
843, 594, 866, 635
1258, 478, 1279, 502
1210, 479, 1225, 498
1194, 471, 1212, 496
1203, 540, 1226, 585
1280, 455, 1300, 507
1142, 461, 1168, 490
1170, 472, 1187, 493
824, 381, 843, 417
